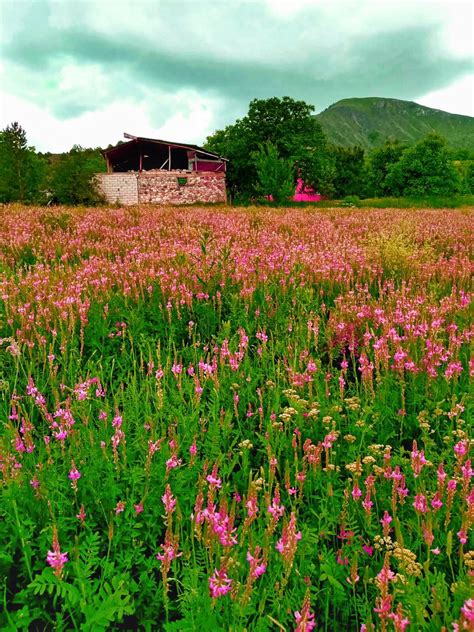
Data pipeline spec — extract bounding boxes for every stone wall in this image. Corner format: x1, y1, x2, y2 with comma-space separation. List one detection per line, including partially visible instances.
96, 170, 226, 205
138, 170, 226, 205
95, 173, 138, 205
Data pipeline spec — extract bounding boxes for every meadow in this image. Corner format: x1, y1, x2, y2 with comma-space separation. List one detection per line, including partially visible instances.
0, 204, 472, 631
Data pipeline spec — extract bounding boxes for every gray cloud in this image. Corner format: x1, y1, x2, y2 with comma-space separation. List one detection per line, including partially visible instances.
1, 0, 472, 147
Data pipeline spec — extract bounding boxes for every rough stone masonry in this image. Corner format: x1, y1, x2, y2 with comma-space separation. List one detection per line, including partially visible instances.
96, 170, 226, 205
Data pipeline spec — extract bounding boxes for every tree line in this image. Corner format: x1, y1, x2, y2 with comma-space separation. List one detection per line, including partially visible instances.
0, 122, 106, 205
205, 97, 474, 202
1, 97, 473, 205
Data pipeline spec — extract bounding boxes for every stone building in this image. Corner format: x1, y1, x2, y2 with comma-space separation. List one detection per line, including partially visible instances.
96, 134, 227, 205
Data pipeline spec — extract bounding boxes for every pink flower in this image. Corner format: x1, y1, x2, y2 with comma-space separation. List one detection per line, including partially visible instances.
411, 441, 428, 478
47, 527, 68, 578
112, 413, 122, 428
206, 464, 222, 489
380, 511, 392, 535
166, 454, 182, 470
115, 501, 126, 514
156, 534, 182, 572
294, 593, 316, 632
247, 546, 266, 579
76, 505, 86, 524
389, 604, 410, 631
162, 484, 176, 514
431, 491, 443, 510
276, 512, 302, 564
413, 493, 428, 514
352, 484, 362, 501
68, 464, 81, 481
268, 490, 285, 521
362, 492, 373, 514
30, 476, 40, 489
171, 363, 182, 376
454, 440, 468, 457
134, 503, 144, 515
457, 528, 467, 545
460, 599, 474, 627
209, 567, 232, 598
47, 549, 68, 577
245, 495, 258, 519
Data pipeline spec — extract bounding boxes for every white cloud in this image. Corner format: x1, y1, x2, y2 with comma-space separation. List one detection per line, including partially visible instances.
417, 74, 474, 116
0, 92, 148, 151
0, 88, 220, 152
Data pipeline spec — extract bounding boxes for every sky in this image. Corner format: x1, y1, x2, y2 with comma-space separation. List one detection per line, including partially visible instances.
0, 0, 473, 152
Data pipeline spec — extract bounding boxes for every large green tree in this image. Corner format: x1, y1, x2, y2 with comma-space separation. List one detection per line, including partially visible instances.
385, 134, 460, 197
252, 141, 295, 203
205, 97, 334, 199
0, 122, 46, 202
366, 141, 407, 197
49, 146, 106, 205
331, 145, 366, 198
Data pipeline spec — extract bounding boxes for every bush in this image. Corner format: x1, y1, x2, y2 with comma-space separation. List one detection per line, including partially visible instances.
385, 135, 460, 197
252, 141, 295, 203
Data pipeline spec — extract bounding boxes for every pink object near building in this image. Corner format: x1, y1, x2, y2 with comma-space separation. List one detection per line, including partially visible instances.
265, 179, 322, 203
293, 178, 322, 202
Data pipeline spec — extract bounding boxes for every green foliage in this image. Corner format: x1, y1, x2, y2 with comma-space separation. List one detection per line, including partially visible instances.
467, 163, 474, 193
366, 141, 407, 197
49, 145, 106, 205
0, 205, 472, 630
385, 134, 461, 196
205, 96, 333, 198
0, 122, 46, 203
331, 146, 366, 197
252, 141, 295, 202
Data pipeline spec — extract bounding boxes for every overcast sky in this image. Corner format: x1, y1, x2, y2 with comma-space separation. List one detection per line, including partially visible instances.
1, 0, 473, 152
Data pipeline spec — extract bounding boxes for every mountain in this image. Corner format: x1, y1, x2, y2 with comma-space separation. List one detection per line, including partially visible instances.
315, 97, 474, 153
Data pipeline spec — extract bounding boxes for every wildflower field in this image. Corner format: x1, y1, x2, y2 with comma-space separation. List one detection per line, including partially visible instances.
0, 204, 472, 631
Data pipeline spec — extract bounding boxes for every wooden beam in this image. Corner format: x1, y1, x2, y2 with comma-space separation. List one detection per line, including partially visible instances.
168, 145, 171, 171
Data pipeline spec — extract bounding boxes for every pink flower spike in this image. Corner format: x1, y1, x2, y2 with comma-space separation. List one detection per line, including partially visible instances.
76, 505, 86, 524
209, 567, 232, 598
47, 527, 68, 578
294, 592, 316, 632
206, 463, 222, 489
162, 484, 176, 514
413, 493, 428, 514
457, 528, 467, 545
68, 464, 81, 481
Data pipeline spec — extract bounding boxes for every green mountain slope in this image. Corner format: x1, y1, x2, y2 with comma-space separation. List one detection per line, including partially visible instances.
315, 97, 474, 152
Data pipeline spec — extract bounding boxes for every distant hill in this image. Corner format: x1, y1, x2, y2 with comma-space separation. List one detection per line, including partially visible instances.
315, 97, 474, 153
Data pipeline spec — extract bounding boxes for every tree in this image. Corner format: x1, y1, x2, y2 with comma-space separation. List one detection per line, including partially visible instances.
49, 146, 106, 205
465, 163, 474, 193
0, 122, 45, 202
385, 134, 460, 197
205, 97, 334, 199
366, 141, 407, 197
252, 141, 295, 202
331, 146, 366, 198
